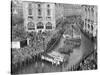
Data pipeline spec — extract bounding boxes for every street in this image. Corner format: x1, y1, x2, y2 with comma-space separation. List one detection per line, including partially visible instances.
16, 27, 95, 74
62, 29, 94, 71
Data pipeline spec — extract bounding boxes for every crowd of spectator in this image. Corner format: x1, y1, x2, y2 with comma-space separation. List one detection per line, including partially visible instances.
11, 45, 44, 73
11, 29, 57, 73
67, 51, 97, 71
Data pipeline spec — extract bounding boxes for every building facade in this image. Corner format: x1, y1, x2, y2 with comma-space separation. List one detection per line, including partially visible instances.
81, 5, 97, 37
23, 1, 55, 32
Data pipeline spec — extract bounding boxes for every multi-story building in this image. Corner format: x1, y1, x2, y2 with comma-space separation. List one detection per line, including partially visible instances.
12, 0, 23, 16
55, 3, 64, 20
63, 4, 82, 17
23, 1, 55, 32
81, 5, 97, 37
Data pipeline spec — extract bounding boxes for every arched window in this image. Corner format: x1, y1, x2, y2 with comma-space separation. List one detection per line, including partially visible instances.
27, 22, 35, 30
37, 22, 44, 29
46, 22, 52, 29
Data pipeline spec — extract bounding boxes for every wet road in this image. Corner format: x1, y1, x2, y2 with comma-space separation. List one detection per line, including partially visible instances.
17, 30, 95, 74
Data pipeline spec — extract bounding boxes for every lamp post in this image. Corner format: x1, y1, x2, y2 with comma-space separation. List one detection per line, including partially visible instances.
42, 35, 45, 52
72, 24, 73, 38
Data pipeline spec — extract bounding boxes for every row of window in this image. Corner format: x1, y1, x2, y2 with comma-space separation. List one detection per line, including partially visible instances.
28, 8, 51, 16
37, 3, 51, 8
27, 22, 53, 30
85, 23, 93, 31
28, 25, 52, 30
85, 7, 95, 17
28, 3, 51, 16
28, 3, 51, 9
27, 22, 52, 26
28, 16, 52, 21
84, 19, 94, 31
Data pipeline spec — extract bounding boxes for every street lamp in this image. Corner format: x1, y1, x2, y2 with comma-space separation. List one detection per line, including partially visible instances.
72, 24, 73, 38
42, 35, 45, 52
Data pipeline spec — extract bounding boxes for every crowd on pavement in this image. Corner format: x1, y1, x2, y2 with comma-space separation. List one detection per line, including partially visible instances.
67, 49, 97, 71
11, 27, 57, 73
12, 46, 44, 73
